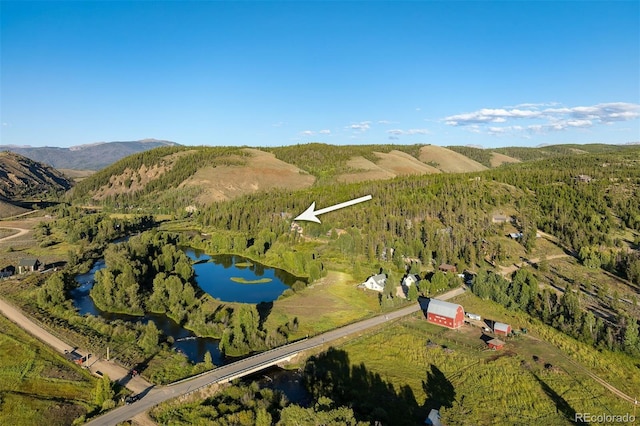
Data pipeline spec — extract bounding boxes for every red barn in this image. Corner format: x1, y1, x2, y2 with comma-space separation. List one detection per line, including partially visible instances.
426, 299, 465, 329
494, 322, 511, 336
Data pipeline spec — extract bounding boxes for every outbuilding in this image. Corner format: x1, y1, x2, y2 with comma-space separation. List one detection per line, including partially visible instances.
466, 313, 481, 321
438, 263, 457, 274
426, 299, 465, 329
18, 258, 40, 274
487, 338, 505, 350
494, 322, 511, 336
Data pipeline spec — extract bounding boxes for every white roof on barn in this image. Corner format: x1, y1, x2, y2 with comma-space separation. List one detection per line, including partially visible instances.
494, 322, 510, 332
426, 299, 463, 319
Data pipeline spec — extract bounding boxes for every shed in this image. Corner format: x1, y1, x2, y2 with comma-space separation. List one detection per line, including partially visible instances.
492, 214, 510, 224
494, 322, 512, 336
487, 338, 505, 350
426, 299, 465, 329
438, 263, 457, 274
18, 258, 40, 274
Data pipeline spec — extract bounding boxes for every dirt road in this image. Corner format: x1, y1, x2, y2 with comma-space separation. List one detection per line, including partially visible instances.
498, 253, 569, 277
0, 296, 152, 394
0, 226, 29, 242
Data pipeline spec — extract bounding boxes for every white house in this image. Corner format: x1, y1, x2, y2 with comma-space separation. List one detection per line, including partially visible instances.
402, 274, 420, 287
360, 273, 386, 292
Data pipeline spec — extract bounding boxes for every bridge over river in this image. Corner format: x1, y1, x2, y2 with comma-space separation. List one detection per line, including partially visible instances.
85, 288, 466, 425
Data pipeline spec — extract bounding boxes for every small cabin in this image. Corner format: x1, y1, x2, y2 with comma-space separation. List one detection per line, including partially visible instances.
487, 338, 505, 350
18, 258, 40, 274
438, 263, 457, 274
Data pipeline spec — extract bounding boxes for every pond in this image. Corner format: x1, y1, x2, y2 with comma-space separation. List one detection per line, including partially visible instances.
71, 259, 223, 365
70, 247, 305, 365
184, 248, 305, 304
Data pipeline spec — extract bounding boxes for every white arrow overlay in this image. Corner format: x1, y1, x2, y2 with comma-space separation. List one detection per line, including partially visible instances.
294, 195, 373, 223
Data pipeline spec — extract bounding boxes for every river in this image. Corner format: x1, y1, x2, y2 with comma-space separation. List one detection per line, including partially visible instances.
70, 248, 304, 365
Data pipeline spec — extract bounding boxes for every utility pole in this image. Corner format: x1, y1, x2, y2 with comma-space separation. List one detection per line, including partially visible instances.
107, 346, 110, 361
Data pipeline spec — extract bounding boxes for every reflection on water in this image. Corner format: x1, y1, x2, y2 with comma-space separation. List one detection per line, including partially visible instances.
184, 249, 305, 304
71, 259, 222, 365
247, 366, 312, 407
71, 248, 306, 365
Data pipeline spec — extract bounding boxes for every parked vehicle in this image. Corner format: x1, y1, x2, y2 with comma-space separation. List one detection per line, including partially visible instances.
125, 394, 139, 404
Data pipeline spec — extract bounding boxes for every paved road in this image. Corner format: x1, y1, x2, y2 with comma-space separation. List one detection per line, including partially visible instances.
87, 287, 465, 425
0, 297, 152, 394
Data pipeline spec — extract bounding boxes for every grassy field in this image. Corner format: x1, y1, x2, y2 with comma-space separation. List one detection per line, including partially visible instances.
336, 302, 638, 425
265, 271, 382, 339
0, 315, 95, 426
452, 291, 640, 397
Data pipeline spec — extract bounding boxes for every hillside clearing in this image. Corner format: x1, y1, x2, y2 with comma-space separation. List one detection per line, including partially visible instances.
419, 145, 488, 172
375, 150, 441, 175
337, 156, 396, 183
182, 148, 315, 203
490, 152, 521, 167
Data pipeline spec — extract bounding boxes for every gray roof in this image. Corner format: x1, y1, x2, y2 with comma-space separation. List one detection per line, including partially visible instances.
18, 258, 39, 267
369, 274, 386, 286
494, 322, 510, 332
488, 338, 505, 346
426, 299, 463, 319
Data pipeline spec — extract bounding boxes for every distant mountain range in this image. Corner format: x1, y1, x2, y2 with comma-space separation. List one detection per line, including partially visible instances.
0, 139, 179, 170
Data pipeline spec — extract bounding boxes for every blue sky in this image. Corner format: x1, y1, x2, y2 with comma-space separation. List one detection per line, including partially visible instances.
1, 1, 638, 148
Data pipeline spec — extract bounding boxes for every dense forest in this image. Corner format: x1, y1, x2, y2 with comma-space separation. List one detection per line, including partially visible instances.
59, 146, 640, 342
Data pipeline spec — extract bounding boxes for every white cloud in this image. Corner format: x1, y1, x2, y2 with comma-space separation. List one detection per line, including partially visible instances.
318, 129, 331, 135
406, 128, 429, 135
386, 128, 429, 136
272, 121, 286, 127
348, 121, 371, 132
300, 130, 315, 136
378, 120, 393, 124
444, 102, 640, 136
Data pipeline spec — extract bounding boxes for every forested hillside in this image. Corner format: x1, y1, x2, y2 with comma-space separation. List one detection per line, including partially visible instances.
61, 144, 640, 358
72, 143, 560, 210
